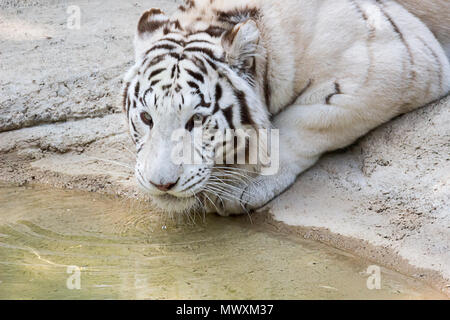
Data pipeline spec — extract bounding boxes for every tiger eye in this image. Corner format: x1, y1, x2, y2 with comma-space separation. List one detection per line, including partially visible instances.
140, 112, 153, 129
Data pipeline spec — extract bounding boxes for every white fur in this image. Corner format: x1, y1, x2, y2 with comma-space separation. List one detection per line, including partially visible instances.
128, 0, 450, 216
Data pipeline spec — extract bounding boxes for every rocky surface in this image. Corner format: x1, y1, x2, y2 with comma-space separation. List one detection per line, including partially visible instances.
0, 0, 180, 193
266, 95, 450, 294
0, 0, 449, 295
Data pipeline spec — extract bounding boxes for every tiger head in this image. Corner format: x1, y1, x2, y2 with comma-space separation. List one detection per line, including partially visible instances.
122, 4, 271, 214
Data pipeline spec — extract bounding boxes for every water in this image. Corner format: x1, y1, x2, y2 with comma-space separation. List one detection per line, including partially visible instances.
0, 182, 444, 299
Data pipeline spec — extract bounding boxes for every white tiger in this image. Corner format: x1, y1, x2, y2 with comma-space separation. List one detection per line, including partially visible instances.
123, 0, 450, 216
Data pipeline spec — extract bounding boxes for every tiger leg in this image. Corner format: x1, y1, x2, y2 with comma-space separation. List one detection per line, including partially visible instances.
216, 102, 376, 216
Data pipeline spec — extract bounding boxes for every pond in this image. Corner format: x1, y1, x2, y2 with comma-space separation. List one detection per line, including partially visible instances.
0, 182, 444, 299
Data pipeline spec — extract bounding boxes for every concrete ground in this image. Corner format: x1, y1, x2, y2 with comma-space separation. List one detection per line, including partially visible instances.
0, 0, 449, 295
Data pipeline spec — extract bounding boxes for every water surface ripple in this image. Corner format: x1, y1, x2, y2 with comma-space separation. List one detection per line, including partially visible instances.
0, 182, 443, 299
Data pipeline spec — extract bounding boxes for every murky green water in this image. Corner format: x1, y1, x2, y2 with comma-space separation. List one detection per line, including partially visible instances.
0, 182, 444, 299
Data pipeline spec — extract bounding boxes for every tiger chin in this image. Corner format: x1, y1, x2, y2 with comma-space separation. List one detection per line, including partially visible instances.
122, 0, 450, 217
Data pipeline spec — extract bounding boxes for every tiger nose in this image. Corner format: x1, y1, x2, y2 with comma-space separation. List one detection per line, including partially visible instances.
150, 179, 179, 192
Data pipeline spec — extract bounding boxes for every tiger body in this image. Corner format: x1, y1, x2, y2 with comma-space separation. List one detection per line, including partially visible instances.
123, 0, 450, 216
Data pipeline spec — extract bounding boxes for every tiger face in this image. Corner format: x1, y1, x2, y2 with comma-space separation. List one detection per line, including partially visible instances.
123, 7, 270, 214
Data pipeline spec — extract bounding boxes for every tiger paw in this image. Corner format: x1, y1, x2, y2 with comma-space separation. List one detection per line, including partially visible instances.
204, 185, 260, 216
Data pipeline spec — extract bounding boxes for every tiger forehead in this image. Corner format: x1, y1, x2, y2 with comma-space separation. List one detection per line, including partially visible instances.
138, 32, 226, 78
140, 58, 214, 97
140, 71, 214, 110
143, 32, 225, 60
137, 46, 220, 110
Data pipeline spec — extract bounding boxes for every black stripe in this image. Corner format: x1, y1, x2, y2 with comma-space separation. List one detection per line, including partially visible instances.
187, 26, 226, 38
163, 27, 185, 36
185, 68, 205, 83
171, 20, 183, 31
222, 105, 235, 129
169, 52, 183, 60
143, 89, 152, 105
234, 90, 255, 126
159, 38, 186, 47
350, 0, 368, 21
187, 81, 200, 91
183, 47, 223, 62
186, 39, 214, 46
203, 26, 227, 37
217, 8, 260, 24
375, 0, 414, 67
219, 73, 255, 126
134, 82, 140, 98
180, 175, 208, 193
143, 54, 167, 72
138, 10, 167, 34
325, 82, 341, 104
131, 119, 137, 133
191, 56, 208, 74
185, 0, 196, 9
122, 82, 130, 114
126, 97, 131, 118
419, 37, 443, 92
145, 44, 177, 56
264, 61, 271, 107
203, 57, 219, 70
215, 83, 223, 101
148, 68, 165, 80
213, 84, 222, 114
127, 100, 136, 118
150, 79, 160, 87
376, 1, 403, 40
144, 52, 182, 74
196, 93, 211, 109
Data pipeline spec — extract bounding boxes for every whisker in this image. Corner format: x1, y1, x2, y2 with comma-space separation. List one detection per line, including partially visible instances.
211, 171, 260, 186
211, 170, 251, 182
213, 166, 258, 175
207, 182, 257, 201
203, 186, 246, 203
202, 190, 222, 213
209, 178, 252, 198
213, 168, 258, 180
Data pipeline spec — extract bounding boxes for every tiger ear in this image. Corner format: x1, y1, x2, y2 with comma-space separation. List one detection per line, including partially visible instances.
135, 8, 169, 59
137, 8, 169, 38
222, 19, 260, 72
